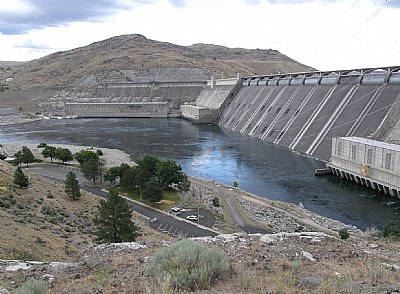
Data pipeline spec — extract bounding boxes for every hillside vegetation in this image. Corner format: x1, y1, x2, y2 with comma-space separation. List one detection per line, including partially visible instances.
0, 160, 97, 261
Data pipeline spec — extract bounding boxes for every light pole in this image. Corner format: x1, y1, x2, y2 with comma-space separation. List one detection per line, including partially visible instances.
135, 185, 142, 201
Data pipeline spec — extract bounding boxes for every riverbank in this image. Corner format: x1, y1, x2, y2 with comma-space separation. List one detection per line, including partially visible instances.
1, 143, 134, 168
2, 142, 367, 236
0, 113, 43, 126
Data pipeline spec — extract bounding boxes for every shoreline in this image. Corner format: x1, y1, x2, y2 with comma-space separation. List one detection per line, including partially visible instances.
2, 142, 365, 235
1, 143, 134, 169
0, 113, 44, 126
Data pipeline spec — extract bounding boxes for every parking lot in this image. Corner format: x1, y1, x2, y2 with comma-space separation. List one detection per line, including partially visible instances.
169, 207, 215, 228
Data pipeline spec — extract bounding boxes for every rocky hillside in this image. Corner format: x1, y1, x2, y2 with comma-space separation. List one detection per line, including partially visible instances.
2, 222, 400, 293
0, 159, 97, 262
0, 158, 165, 263
0, 34, 314, 110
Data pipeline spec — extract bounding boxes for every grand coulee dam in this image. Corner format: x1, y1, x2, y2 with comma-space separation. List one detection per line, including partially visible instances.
64, 66, 400, 197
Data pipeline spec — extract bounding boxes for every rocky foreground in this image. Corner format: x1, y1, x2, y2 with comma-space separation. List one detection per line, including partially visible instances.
1, 230, 400, 293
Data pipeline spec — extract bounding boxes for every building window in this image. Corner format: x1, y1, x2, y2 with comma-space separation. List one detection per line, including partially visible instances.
337, 142, 342, 156
351, 145, 357, 160
385, 153, 392, 170
367, 149, 373, 165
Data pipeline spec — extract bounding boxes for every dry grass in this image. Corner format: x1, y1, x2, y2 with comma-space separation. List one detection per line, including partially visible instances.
0, 160, 159, 263
0, 161, 98, 261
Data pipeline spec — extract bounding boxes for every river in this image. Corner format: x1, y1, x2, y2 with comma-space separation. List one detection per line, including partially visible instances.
1, 117, 399, 230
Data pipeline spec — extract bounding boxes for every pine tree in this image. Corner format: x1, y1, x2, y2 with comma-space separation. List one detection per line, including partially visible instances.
64, 171, 81, 200
13, 167, 29, 188
93, 189, 139, 243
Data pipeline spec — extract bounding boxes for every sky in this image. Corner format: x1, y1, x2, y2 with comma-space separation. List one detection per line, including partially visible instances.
0, 0, 399, 71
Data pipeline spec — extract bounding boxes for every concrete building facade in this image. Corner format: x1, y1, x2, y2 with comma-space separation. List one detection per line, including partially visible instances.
327, 137, 400, 197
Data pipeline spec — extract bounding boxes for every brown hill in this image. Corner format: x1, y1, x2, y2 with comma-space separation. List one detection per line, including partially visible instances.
189, 43, 312, 75
0, 34, 314, 111
0, 34, 313, 89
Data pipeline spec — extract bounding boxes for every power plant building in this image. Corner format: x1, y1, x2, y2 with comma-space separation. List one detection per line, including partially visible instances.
327, 137, 400, 197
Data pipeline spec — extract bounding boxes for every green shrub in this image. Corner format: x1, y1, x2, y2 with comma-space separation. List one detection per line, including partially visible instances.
212, 196, 220, 207
339, 228, 350, 240
2, 199, 11, 209
13, 278, 48, 294
383, 222, 400, 240
146, 239, 231, 291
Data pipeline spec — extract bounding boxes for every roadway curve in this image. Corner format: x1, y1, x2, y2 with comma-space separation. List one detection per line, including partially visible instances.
190, 178, 272, 234
25, 164, 218, 238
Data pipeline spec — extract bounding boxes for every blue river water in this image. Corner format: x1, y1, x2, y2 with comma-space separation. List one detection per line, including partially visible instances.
1, 117, 399, 230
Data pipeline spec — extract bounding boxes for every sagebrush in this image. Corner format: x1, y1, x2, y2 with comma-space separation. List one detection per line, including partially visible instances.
146, 239, 231, 291
13, 278, 48, 294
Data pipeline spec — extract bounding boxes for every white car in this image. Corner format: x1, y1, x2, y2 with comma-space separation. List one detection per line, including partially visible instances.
186, 215, 198, 221
171, 207, 181, 213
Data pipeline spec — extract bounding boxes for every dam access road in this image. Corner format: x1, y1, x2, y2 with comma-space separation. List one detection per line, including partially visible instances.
24, 164, 218, 238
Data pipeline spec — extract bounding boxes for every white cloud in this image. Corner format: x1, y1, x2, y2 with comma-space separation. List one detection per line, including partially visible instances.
0, 0, 399, 71
0, 0, 37, 15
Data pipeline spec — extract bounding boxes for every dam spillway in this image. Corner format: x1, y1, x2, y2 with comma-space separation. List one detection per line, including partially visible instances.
218, 67, 400, 161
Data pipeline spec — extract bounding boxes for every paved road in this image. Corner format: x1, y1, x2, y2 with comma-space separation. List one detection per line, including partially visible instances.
25, 164, 218, 238
190, 178, 272, 234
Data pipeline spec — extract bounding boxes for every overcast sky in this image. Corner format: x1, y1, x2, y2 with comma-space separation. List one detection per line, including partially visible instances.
0, 0, 399, 71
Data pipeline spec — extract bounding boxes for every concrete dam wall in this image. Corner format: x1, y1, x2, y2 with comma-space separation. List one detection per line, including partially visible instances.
93, 81, 206, 109
218, 67, 400, 161
66, 81, 207, 118
65, 102, 170, 118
